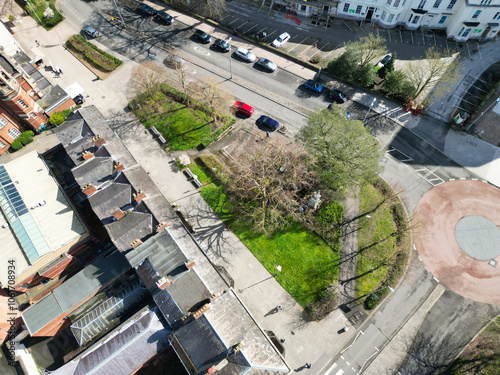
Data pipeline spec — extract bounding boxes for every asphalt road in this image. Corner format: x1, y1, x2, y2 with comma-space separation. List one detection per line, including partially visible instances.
57, 1, 500, 374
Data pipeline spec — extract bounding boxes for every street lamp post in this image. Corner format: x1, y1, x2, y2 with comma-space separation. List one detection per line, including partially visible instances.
112, 0, 127, 28
465, 97, 500, 132
370, 286, 394, 300
24, 0, 43, 26
363, 98, 377, 122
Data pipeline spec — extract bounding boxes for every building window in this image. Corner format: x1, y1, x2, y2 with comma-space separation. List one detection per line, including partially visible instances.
472, 10, 481, 19
447, 0, 457, 9
8, 128, 21, 139
494, 12, 500, 20
381, 11, 387, 20
387, 0, 392, 5
459, 27, 471, 37
31, 112, 37, 119
480, 0, 492, 4
0, 141, 6, 149
17, 99, 28, 108
417, 0, 426, 9
411, 15, 421, 23
433, 0, 442, 8
343, 3, 350, 12
439, 15, 447, 24
0, 117, 7, 129
388, 14, 395, 22
394, 0, 401, 6
356, 5, 362, 13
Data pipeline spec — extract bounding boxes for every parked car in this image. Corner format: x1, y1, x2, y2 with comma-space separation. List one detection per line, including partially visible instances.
74, 94, 85, 105
233, 47, 256, 63
256, 115, 279, 131
155, 11, 174, 25
193, 29, 211, 44
304, 80, 323, 93
164, 53, 185, 68
82, 25, 99, 38
255, 58, 277, 72
328, 104, 351, 119
136, 3, 157, 16
375, 54, 392, 70
272, 32, 290, 48
212, 39, 231, 52
234, 101, 255, 116
330, 89, 347, 104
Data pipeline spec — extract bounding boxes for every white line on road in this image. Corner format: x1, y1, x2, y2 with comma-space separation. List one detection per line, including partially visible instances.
228, 18, 240, 26
287, 37, 308, 52
323, 363, 338, 375
433, 276, 440, 283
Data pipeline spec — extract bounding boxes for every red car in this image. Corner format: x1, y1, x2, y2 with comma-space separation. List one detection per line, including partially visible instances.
234, 101, 255, 116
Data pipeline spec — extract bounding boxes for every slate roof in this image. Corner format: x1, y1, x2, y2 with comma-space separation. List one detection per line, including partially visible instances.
22, 251, 130, 335
54, 116, 95, 166
105, 212, 153, 252
72, 156, 114, 189
88, 182, 131, 222
52, 308, 171, 375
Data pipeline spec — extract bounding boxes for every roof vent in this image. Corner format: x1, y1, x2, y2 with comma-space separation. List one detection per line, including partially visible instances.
156, 222, 168, 232
133, 190, 147, 203
110, 208, 125, 221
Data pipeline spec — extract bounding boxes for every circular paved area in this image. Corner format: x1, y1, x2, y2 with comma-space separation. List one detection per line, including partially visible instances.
414, 179, 500, 305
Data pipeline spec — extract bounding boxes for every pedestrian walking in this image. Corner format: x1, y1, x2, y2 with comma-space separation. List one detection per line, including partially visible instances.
276, 305, 283, 311
35, 40, 40, 47
280, 339, 285, 343
58, 67, 63, 75
305, 363, 311, 369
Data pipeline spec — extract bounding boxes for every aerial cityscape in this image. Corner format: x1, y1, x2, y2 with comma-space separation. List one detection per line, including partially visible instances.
0, 0, 499, 374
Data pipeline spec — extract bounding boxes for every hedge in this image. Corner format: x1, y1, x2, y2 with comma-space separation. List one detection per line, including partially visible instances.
67, 35, 122, 72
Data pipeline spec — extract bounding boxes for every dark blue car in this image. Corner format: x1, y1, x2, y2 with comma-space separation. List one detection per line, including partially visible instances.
304, 80, 323, 93
256, 115, 279, 131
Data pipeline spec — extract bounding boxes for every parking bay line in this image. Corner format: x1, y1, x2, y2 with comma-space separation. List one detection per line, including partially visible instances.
287, 37, 309, 53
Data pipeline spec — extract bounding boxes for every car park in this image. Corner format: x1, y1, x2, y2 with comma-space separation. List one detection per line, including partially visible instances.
330, 89, 347, 104
272, 32, 290, 48
155, 11, 174, 25
256, 115, 279, 131
193, 29, 211, 44
234, 101, 255, 116
136, 3, 157, 16
255, 58, 277, 72
212, 39, 231, 52
233, 47, 256, 63
304, 80, 323, 93
82, 25, 99, 39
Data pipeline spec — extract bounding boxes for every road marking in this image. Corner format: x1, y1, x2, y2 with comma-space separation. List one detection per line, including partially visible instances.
340, 355, 344, 360
288, 37, 308, 52
413, 244, 416, 251
228, 18, 240, 26
334, 370, 344, 375
418, 255, 422, 261
415, 167, 445, 186
323, 363, 338, 375
433, 276, 440, 283
245, 24, 258, 34
346, 361, 350, 365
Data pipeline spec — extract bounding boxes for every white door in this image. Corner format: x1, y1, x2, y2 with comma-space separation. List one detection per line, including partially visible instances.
422, 15, 434, 26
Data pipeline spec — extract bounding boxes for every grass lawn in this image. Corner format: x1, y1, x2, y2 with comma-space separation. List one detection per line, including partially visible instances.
200, 174, 339, 308
356, 181, 399, 298
137, 96, 213, 150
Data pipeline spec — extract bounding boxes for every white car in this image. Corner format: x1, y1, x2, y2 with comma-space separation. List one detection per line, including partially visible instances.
233, 47, 256, 63
272, 32, 290, 48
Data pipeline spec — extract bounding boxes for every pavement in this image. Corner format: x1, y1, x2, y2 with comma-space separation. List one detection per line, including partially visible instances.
4, 2, 500, 374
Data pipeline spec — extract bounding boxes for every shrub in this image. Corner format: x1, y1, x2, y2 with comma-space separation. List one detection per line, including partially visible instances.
10, 139, 23, 151
351, 64, 377, 88
18, 131, 34, 146
327, 51, 359, 80
49, 109, 73, 126
67, 35, 122, 72
197, 154, 231, 184
315, 201, 343, 226
383, 71, 416, 103
8, 15, 16, 21
309, 55, 321, 64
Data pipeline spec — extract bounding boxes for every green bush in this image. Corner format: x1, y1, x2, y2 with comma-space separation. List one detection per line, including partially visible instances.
18, 131, 34, 146
10, 139, 23, 151
351, 64, 377, 88
315, 201, 343, 226
49, 109, 73, 126
327, 51, 358, 80
67, 35, 122, 72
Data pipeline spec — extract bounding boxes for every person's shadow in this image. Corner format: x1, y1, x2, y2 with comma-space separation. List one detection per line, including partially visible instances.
294, 364, 311, 372
264, 306, 281, 317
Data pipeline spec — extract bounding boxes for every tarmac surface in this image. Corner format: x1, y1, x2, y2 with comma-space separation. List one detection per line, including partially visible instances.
413, 179, 500, 305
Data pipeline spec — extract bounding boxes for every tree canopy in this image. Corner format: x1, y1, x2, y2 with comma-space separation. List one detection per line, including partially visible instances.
297, 106, 383, 190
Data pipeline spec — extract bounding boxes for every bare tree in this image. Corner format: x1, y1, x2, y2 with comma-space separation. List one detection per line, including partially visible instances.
129, 61, 168, 99
169, 59, 198, 107
225, 138, 319, 234
167, 0, 226, 20
346, 34, 387, 68
194, 77, 234, 125
403, 47, 461, 103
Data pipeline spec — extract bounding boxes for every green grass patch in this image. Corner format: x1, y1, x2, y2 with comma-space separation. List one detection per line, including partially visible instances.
199, 160, 339, 308
67, 35, 122, 72
22, 0, 63, 30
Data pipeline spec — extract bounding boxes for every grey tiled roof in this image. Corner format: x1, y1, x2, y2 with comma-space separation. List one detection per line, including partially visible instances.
52, 308, 171, 375
88, 182, 131, 222
72, 157, 114, 189
105, 211, 153, 252
22, 251, 130, 335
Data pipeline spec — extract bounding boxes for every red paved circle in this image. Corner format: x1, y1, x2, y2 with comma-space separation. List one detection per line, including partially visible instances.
413, 179, 500, 305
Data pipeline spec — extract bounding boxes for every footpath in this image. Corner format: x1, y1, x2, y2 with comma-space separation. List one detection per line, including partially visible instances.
5, 3, 500, 374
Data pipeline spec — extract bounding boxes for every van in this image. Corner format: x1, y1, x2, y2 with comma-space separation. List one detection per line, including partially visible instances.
82, 25, 100, 38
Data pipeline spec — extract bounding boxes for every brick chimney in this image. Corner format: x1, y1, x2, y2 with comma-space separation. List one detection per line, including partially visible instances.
92, 135, 106, 148
130, 239, 143, 249
111, 208, 125, 221
193, 304, 210, 319
156, 222, 168, 232
156, 276, 171, 290
114, 161, 125, 173
185, 259, 196, 270
82, 184, 97, 196
82, 150, 93, 160
133, 190, 147, 203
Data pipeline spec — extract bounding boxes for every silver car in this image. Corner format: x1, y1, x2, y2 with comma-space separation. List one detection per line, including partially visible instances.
256, 58, 277, 72
234, 47, 256, 63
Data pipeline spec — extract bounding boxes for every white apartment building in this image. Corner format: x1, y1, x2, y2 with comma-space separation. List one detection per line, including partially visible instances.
274, 0, 500, 41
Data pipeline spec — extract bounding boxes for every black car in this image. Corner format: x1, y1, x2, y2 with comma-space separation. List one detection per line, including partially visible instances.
155, 11, 174, 25
256, 115, 280, 131
212, 39, 231, 52
330, 89, 347, 104
193, 29, 211, 44
74, 94, 85, 105
136, 3, 157, 16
